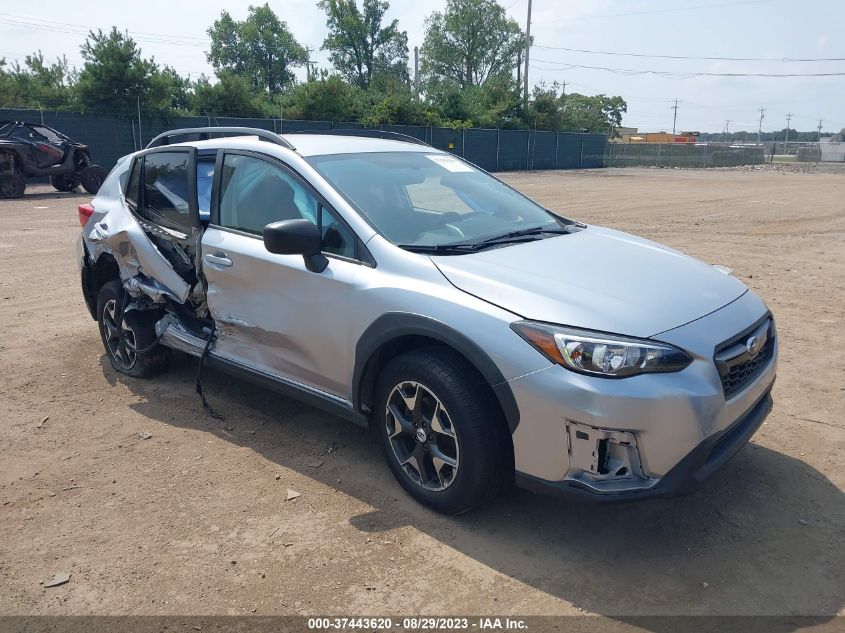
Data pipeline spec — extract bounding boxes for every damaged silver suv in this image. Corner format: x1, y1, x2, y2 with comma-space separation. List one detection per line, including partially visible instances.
77, 127, 777, 513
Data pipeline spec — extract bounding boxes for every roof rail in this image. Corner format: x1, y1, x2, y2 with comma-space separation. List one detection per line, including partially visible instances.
287, 128, 431, 147
145, 127, 296, 151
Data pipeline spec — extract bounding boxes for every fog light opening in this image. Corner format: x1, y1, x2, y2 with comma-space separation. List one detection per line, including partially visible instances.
566, 421, 648, 487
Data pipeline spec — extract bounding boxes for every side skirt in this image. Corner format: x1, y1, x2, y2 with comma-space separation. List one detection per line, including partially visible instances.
205, 354, 369, 428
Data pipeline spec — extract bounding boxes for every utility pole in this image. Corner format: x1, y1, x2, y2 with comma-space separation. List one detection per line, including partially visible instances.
561, 80, 566, 96
671, 98, 679, 135
784, 113, 793, 149
523, 0, 532, 109
137, 94, 142, 148
757, 107, 765, 145
414, 46, 420, 99
304, 46, 314, 82
817, 118, 823, 144
721, 120, 730, 144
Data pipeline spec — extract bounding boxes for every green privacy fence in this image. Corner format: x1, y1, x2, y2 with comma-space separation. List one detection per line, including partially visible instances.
0, 108, 608, 174
604, 143, 766, 168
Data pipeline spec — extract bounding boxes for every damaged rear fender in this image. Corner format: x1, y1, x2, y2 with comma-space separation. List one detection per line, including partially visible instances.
83, 205, 191, 305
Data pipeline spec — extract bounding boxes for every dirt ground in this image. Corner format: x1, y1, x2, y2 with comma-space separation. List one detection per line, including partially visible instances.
1, 167, 843, 622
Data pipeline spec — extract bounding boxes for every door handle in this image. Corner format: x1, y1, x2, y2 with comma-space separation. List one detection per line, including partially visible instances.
204, 252, 233, 268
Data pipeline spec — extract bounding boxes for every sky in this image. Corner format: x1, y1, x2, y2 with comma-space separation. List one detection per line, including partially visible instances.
1, 0, 843, 133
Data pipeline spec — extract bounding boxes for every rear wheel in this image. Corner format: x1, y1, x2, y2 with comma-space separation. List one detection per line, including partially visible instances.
80, 165, 107, 194
96, 280, 169, 378
0, 172, 25, 198
374, 348, 512, 514
50, 173, 80, 192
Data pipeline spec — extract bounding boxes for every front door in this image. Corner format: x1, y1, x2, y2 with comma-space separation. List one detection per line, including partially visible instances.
201, 150, 371, 400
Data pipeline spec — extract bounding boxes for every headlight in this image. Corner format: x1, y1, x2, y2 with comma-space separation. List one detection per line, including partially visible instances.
511, 321, 692, 378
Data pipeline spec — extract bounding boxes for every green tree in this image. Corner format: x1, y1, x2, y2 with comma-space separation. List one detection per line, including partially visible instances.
283, 73, 362, 122
421, 0, 524, 88
358, 77, 439, 126
526, 82, 565, 131
560, 93, 627, 134
319, 0, 409, 88
0, 52, 74, 109
150, 66, 191, 113
207, 4, 306, 95
76, 28, 182, 116
191, 72, 266, 117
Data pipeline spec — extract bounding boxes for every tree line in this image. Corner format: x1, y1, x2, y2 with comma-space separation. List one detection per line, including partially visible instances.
0, 0, 627, 133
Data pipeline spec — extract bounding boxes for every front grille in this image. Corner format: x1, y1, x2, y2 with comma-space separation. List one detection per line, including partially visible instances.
714, 316, 775, 399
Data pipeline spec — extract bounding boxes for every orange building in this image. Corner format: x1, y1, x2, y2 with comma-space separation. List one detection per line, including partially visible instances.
628, 131, 700, 144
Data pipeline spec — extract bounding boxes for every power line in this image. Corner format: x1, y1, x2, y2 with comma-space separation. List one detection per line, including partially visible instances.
0, 15, 209, 47
532, 45, 845, 63
530, 60, 845, 78
0, 13, 209, 43
544, 0, 772, 23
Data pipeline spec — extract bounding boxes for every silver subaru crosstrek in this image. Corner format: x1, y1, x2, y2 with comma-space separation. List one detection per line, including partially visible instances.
77, 127, 777, 513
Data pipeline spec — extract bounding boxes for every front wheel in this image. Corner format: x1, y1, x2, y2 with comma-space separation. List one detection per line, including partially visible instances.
374, 348, 513, 514
80, 165, 107, 194
96, 280, 169, 378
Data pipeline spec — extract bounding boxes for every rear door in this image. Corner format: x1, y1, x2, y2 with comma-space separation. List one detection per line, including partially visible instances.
126, 147, 201, 284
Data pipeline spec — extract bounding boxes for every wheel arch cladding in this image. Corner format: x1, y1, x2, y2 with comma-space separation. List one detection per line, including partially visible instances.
353, 313, 520, 433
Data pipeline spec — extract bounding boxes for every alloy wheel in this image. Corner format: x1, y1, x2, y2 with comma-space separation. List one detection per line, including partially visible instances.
385, 381, 460, 491
101, 299, 137, 369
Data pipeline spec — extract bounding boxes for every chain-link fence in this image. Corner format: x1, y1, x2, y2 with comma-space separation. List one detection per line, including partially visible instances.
604, 143, 766, 168
0, 108, 608, 174
763, 140, 844, 163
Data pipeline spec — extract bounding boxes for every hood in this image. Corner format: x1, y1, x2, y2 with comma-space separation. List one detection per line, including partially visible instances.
432, 225, 748, 338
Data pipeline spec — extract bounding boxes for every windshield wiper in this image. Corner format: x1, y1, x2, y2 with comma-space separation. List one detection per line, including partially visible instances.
398, 243, 480, 254
400, 226, 573, 255
480, 226, 572, 244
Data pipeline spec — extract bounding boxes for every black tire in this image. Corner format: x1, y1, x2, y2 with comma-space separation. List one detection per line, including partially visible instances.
0, 172, 25, 198
80, 165, 107, 194
96, 280, 169, 378
374, 347, 513, 514
50, 173, 80, 192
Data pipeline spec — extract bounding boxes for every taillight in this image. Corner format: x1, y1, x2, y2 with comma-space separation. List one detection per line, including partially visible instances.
78, 203, 94, 227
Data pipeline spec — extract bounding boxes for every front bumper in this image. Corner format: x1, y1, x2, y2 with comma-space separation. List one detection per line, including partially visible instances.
508, 290, 777, 501
515, 385, 773, 502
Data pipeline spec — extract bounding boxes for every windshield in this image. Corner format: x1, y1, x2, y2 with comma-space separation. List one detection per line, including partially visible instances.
306, 151, 572, 249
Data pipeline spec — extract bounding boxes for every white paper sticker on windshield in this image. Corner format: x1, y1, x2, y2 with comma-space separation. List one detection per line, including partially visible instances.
425, 154, 475, 172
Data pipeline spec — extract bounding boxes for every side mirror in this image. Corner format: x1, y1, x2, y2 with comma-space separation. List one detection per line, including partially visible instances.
263, 219, 328, 273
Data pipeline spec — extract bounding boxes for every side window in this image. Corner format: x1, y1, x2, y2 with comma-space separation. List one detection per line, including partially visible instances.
33, 126, 62, 143
141, 151, 192, 230
218, 153, 357, 259
320, 205, 356, 259
218, 154, 317, 234
125, 158, 141, 209
12, 127, 45, 142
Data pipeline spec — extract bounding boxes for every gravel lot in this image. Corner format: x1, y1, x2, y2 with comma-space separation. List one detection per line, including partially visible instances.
1, 167, 843, 621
